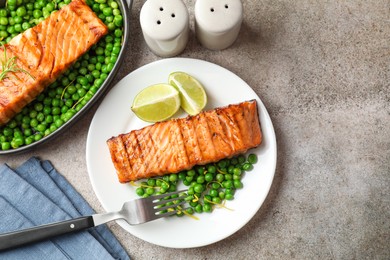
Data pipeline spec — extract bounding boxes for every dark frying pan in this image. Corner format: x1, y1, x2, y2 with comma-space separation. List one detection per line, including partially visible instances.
0, 0, 133, 155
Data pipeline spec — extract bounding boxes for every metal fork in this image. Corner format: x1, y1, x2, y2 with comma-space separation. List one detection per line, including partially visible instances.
0, 190, 188, 251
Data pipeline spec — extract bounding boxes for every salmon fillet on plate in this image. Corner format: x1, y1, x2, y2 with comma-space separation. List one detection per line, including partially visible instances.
0, 0, 108, 126
107, 100, 263, 183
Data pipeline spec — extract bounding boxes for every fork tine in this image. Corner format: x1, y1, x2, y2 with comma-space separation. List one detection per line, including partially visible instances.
154, 200, 187, 213
125, 190, 188, 224
146, 189, 188, 202
153, 209, 181, 219
152, 193, 188, 207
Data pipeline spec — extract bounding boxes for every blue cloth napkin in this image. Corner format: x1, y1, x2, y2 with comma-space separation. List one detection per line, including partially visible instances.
0, 157, 130, 260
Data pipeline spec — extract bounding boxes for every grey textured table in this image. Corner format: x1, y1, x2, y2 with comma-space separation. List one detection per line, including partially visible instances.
1, 1, 389, 259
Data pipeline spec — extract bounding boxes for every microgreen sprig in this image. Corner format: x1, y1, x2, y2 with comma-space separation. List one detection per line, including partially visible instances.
0, 44, 35, 81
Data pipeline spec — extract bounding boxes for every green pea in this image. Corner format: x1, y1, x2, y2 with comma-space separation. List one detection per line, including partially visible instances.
3, 127, 13, 137
1, 142, 10, 150
0, 17, 8, 25
234, 180, 243, 189
242, 163, 253, 171
113, 15, 122, 26
147, 178, 156, 187
217, 160, 227, 168
6, 25, 14, 34
10, 139, 19, 149
196, 175, 205, 184
92, 70, 100, 78
45, 115, 53, 124
204, 173, 213, 182
238, 155, 246, 164
211, 182, 220, 189
16, 6, 26, 17
110, 2, 118, 9
248, 154, 258, 164
7, 119, 17, 128
212, 197, 222, 204
231, 158, 238, 165
0, 30, 8, 38
195, 204, 203, 213
112, 8, 121, 16
209, 189, 218, 197
114, 28, 122, 37
33, 10, 42, 19
22, 21, 30, 30
54, 119, 64, 128
26, 3, 34, 10
46, 2, 55, 12
169, 174, 177, 182
160, 182, 169, 190
225, 194, 234, 200
225, 173, 233, 180
203, 203, 212, 212
233, 167, 242, 176
112, 45, 120, 55
136, 187, 144, 196
79, 67, 88, 75
216, 173, 224, 182
78, 77, 88, 86
36, 124, 46, 133
0, 9, 7, 17
102, 7, 112, 16
36, 112, 45, 122
194, 183, 204, 193
30, 118, 38, 128
100, 73, 108, 80
25, 136, 34, 145
7, 0, 17, 6
187, 169, 196, 176
223, 180, 233, 189
61, 106, 68, 114
52, 107, 61, 115
71, 93, 80, 101
44, 129, 51, 136
207, 165, 216, 174
146, 187, 155, 195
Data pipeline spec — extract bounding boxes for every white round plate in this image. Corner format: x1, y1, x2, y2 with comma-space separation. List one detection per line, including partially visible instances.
86, 58, 277, 248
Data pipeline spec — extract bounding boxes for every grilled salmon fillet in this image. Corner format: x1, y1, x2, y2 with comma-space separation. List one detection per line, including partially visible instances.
107, 100, 262, 183
0, 0, 108, 126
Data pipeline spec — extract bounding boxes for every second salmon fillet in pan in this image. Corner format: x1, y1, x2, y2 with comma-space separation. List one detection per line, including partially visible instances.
107, 100, 263, 183
0, 0, 108, 126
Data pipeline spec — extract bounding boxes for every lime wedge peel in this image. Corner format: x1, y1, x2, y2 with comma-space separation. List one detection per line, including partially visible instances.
168, 72, 207, 116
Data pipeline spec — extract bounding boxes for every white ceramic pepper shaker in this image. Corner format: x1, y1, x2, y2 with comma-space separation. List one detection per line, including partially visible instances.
140, 0, 189, 57
195, 0, 243, 50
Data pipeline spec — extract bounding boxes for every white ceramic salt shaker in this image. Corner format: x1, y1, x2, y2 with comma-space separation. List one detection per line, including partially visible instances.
195, 0, 243, 50
140, 0, 189, 57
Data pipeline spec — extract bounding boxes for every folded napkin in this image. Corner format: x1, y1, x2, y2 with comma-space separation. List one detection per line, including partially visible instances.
0, 157, 130, 260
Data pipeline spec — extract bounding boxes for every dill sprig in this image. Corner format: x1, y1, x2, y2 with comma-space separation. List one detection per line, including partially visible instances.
0, 45, 35, 81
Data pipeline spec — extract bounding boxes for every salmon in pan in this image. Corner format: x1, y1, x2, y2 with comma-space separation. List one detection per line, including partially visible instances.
107, 100, 263, 183
0, 0, 108, 126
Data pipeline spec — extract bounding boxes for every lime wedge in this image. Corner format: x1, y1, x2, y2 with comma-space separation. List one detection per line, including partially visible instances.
168, 72, 207, 115
131, 83, 180, 122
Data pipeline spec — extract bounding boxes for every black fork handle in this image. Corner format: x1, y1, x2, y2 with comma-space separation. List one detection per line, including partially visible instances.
0, 216, 94, 251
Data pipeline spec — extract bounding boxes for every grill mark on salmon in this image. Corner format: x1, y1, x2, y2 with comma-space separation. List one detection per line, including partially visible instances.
107, 100, 263, 183
177, 117, 202, 165
0, 0, 108, 126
